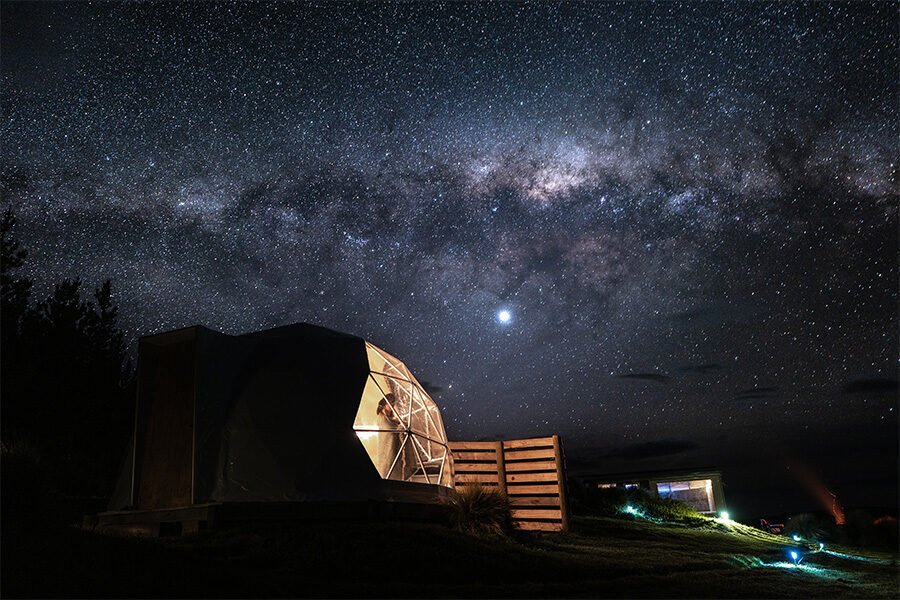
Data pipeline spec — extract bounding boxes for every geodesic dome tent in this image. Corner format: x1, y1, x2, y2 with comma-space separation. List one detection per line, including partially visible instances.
353, 343, 453, 488
107, 323, 453, 514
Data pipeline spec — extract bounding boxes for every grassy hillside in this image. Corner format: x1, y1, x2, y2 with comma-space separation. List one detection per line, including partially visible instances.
3, 514, 898, 598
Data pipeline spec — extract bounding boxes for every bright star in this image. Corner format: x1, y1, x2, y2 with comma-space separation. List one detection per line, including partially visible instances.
497, 309, 511, 323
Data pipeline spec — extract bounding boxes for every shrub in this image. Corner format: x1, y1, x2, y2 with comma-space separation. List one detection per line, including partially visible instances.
1, 439, 73, 533
575, 486, 628, 516
837, 510, 899, 550
639, 495, 702, 521
450, 484, 514, 536
784, 513, 834, 542
577, 486, 702, 522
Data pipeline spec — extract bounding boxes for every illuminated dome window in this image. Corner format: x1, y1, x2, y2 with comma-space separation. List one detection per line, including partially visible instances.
353, 342, 452, 488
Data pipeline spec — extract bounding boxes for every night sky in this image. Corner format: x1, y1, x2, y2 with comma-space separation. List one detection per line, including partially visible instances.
2, 2, 897, 514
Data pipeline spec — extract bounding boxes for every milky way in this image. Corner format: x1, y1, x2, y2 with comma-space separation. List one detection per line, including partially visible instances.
2, 2, 897, 503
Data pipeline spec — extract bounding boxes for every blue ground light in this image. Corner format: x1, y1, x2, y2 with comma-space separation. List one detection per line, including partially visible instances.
731, 555, 857, 582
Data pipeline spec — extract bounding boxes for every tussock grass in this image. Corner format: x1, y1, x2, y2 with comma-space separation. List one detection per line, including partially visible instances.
450, 483, 514, 536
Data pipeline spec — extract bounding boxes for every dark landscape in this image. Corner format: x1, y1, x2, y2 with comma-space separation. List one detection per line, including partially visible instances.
4, 512, 898, 598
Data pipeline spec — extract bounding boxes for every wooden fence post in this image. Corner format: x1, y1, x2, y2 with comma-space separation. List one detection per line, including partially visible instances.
552, 434, 569, 532
453, 437, 565, 531
495, 440, 507, 496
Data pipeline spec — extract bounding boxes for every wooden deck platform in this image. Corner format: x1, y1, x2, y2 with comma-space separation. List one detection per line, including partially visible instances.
89, 500, 454, 537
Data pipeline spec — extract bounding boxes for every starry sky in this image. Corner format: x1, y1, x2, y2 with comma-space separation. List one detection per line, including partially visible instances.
2, 2, 897, 514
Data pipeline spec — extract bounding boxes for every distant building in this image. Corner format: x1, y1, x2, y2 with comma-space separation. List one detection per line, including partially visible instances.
577, 468, 727, 515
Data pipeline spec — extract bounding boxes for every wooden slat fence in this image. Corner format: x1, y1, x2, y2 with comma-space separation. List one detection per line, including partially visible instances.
449, 435, 569, 532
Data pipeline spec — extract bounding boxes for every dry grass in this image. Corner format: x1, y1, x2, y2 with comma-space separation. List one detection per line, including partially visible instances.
450, 484, 514, 535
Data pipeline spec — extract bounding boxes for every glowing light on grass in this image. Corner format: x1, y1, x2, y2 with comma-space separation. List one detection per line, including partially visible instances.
823, 549, 892, 564
792, 534, 802, 541
770, 562, 827, 575
789, 550, 801, 564
734, 555, 847, 579
715, 510, 732, 524
618, 504, 664, 523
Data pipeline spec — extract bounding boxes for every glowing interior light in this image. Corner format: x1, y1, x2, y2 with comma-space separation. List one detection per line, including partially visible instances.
792, 534, 801, 541
355, 430, 378, 441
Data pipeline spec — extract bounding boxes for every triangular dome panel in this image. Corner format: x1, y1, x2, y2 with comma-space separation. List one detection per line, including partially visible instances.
354, 342, 453, 488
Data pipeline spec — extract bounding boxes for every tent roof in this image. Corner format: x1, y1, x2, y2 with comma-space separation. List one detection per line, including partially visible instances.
240, 322, 361, 341
139, 322, 362, 345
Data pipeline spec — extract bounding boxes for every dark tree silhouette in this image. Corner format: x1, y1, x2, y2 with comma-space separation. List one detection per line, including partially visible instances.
2, 207, 133, 504
1, 207, 33, 443
0, 207, 32, 337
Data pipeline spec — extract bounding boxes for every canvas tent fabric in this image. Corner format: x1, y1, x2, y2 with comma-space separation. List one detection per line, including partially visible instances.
108, 323, 453, 512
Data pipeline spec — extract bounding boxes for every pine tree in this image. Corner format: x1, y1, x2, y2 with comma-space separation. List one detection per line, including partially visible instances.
2, 208, 133, 502
0, 207, 32, 336
1, 207, 34, 443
